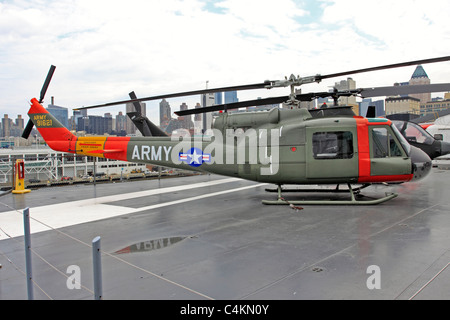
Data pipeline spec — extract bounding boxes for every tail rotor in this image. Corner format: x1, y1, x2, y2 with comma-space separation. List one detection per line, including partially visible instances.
22, 65, 56, 139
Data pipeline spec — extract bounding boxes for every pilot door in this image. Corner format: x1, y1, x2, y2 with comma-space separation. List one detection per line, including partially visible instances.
369, 126, 411, 176
306, 127, 358, 180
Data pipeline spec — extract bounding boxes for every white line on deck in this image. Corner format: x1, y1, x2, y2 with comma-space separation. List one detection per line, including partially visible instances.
0, 178, 266, 239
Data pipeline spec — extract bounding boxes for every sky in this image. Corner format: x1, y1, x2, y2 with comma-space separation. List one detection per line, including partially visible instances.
1, 0, 450, 125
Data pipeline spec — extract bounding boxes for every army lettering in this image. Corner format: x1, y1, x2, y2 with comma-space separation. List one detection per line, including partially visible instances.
34, 115, 52, 127
132, 145, 172, 161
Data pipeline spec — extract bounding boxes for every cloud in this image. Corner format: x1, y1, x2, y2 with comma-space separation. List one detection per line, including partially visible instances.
1, 0, 449, 125
320, 0, 450, 79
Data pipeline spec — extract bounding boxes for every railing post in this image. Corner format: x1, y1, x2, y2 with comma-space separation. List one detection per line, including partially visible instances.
92, 236, 102, 300
23, 207, 33, 300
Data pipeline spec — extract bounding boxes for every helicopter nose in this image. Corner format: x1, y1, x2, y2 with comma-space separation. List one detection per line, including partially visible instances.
410, 146, 432, 181
440, 141, 450, 157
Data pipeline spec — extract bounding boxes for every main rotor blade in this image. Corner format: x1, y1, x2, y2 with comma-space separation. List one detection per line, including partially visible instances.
77, 82, 271, 111
175, 82, 450, 116
77, 55, 450, 112
359, 83, 450, 98
174, 92, 334, 116
317, 56, 450, 81
174, 96, 290, 116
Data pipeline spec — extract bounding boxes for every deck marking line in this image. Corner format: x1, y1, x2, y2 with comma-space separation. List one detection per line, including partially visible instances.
0, 178, 265, 238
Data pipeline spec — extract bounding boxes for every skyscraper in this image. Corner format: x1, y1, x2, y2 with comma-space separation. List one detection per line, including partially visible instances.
159, 99, 171, 130
15, 115, 24, 130
47, 104, 69, 129
224, 91, 238, 104
215, 92, 223, 105
193, 103, 202, 135
116, 111, 127, 135
179, 103, 193, 130
201, 93, 215, 133
409, 65, 431, 104
2, 114, 11, 137
194, 103, 202, 121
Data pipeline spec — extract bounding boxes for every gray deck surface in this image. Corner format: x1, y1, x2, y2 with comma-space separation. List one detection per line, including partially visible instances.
0, 170, 449, 300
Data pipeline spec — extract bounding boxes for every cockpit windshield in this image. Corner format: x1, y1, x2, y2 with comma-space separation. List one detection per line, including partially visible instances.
391, 122, 411, 156
392, 120, 434, 146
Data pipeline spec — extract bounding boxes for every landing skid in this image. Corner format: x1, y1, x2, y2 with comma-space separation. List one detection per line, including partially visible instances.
262, 184, 397, 206
265, 184, 371, 194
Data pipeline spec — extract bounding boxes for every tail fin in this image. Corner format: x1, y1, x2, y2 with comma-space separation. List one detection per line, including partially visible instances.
28, 98, 77, 152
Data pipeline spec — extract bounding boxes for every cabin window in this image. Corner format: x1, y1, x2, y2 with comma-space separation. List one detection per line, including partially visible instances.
372, 127, 403, 158
312, 131, 354, 159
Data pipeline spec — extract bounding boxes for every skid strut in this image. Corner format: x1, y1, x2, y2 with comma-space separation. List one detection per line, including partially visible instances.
262, 184, 397, 205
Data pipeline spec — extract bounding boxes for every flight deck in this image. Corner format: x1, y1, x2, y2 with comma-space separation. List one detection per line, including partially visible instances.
0, 170, 449, 300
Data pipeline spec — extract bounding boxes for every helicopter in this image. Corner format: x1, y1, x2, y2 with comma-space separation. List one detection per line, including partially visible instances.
389, 118, 450, 160
22, 56, 450, 206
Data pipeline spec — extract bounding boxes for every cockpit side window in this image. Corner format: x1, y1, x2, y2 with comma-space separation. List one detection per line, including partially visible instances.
371, 127, 404, 158
313, 131, 354, 160
372, 128, 387, 158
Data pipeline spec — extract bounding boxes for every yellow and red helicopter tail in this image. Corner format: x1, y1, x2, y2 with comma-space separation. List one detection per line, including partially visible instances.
28, 98, 77, 151
27, 98, 129, 160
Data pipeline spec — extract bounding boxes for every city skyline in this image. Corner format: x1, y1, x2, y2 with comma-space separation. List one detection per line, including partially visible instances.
2, 63, 450, 138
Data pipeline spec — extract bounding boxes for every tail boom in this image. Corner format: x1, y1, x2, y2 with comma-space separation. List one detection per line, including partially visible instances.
28, 98, 130, 160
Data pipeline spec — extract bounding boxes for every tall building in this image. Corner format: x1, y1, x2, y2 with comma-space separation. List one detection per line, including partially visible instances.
201, 93, 215, 133
104, 113, 114, 132
72, 110, 83, 131
224, 91, 238, 104
116, 111, 127, 135
9, 115, 24, 137
215, 92, 223, 105
2, 114, 11, 137
0, 114, 23, 137
47, 104, 69, 129
194, 103, 202, 135
178, 103, 193, 130
194, 103, 202, 121
409, 65, 431, 104
77, 116, 89, 132
159, 99, 171, 130
15, 115, 24, 130
86, 115, 112, 135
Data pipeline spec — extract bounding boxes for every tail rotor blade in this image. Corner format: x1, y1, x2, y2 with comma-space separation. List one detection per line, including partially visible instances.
22, 119, 35, 139
40, 65, 56, 103
22, 65, 56, 139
